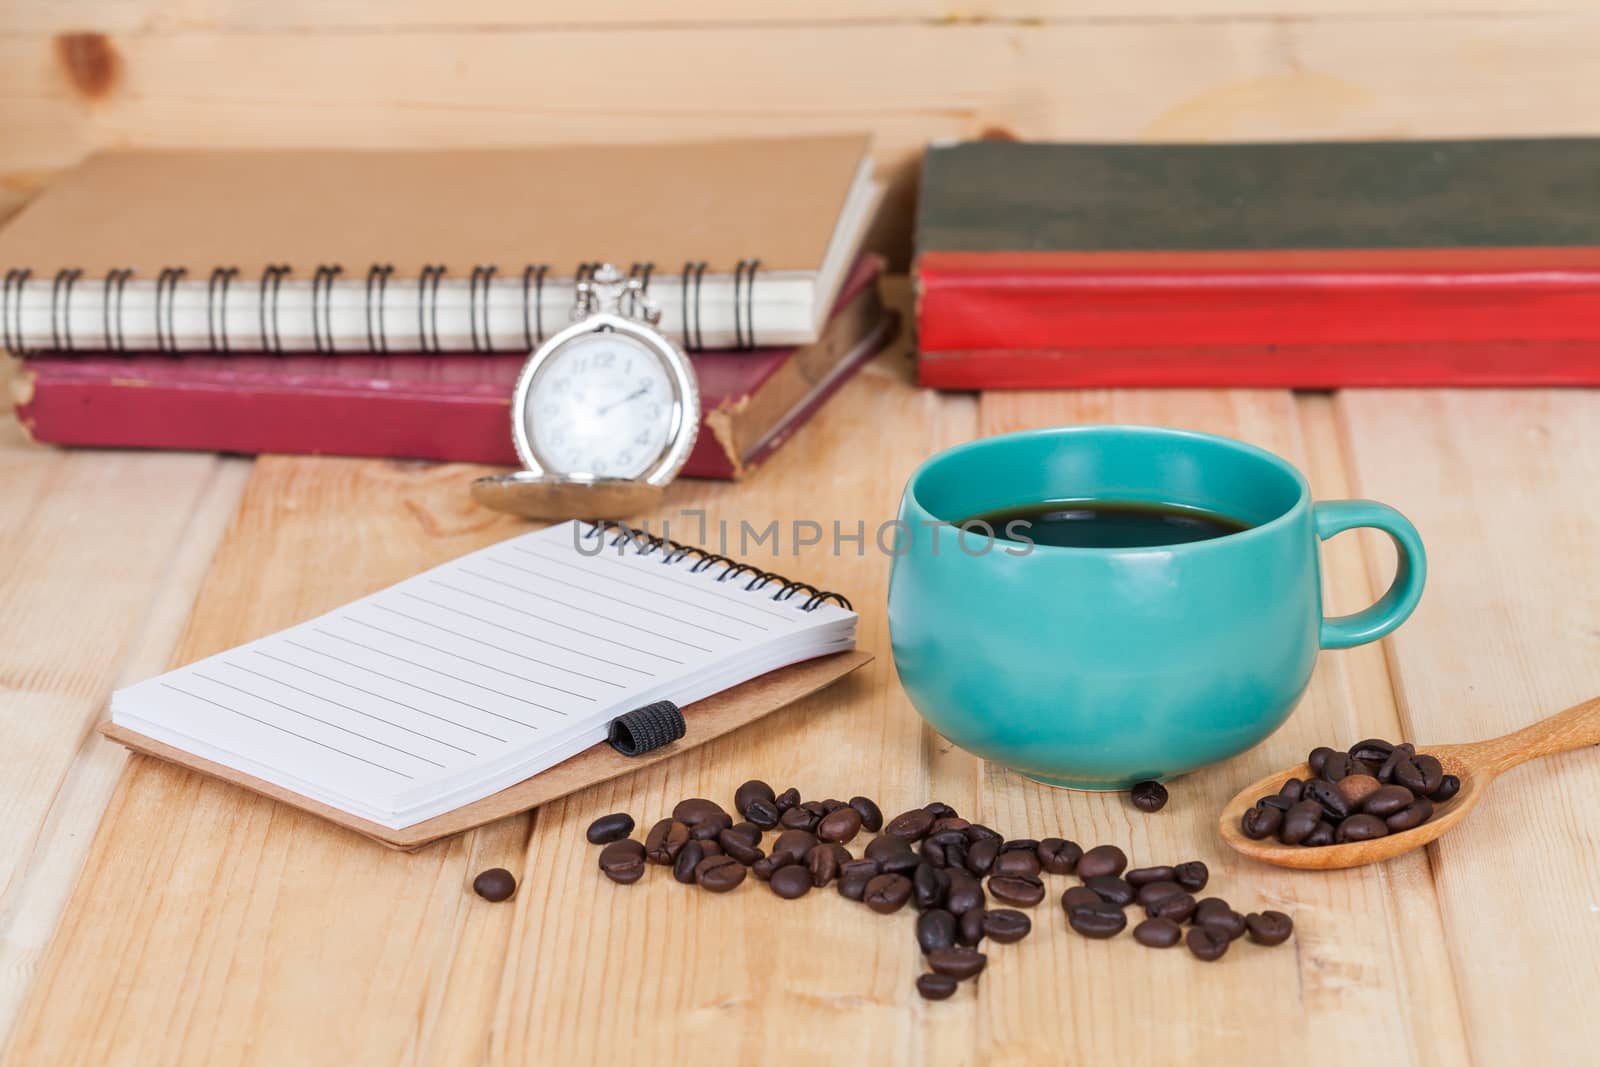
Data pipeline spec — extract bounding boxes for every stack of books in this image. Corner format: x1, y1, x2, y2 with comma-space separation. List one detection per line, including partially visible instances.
0, 136, 892, 478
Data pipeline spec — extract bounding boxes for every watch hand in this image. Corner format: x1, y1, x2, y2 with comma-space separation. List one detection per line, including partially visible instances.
595, 387, 649, 415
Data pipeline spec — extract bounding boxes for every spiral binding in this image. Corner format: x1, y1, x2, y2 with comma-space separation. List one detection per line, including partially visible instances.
311, 265, 342, 354
208, 267, 238, 353
521, 264, 549, 349
1, 268, 28, 354
680, 260, 707, 352
155, 267, 186, 354
469, 264, 497, 353
365, 263, 394, 354
733, 258, 760, 350
104, 269, 132, 353
582, 521, 852, 613
51, 268, 81, 352
417, 265, 445, 354
259, 265, 290, 354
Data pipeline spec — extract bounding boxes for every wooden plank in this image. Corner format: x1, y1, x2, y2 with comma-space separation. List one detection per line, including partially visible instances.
0, 422, 249, 1050
970, 390, 1468, 1064
1337, 389, 1600, 1063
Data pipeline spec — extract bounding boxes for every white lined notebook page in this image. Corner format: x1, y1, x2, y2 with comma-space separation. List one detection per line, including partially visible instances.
111, 521, 856, 828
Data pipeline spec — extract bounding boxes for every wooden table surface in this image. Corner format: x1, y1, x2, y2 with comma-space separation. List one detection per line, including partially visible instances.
1, 298, 1597, 1065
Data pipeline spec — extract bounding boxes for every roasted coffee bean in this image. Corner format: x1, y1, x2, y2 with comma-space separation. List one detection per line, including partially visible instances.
699, 840, 723, 858
1385, 796, 1434, 832
931, 817, 972, 835
885, 808, 936, 841
695, 855, 747, 893
1133, 917, 1183, 948
808, 843, 849, 887
993, 849, 1042, 879
744, 798, 780, 830
926, 828, 967, 848
1303, 779, 1351, 821
913, 863, 950, 910
1245, 910, 1295, 945
780, 806, 820, 831
1062, 886, 1103, 911
1173, 861, 1209, 893
916, 973, 959, 1001
1077, 844, 1128, 879
849, 796, 884, 832
1131, 780, 1169, 812
944, 870, 985, 916
585, 813, 635, 844
1194, 898, 1241, 930
598, 841, 647, 885
864, 873, 914, 914
1197, 908, 1245, 942
1336, 773, 1382, 807
958, 907, 987, 946
1278, 778, 1305, 803
924, 801, 961, 820
916, 909, 959, 955
1084, 875, 1135, 907
769, 863, 813, 899
1362, 785, 1416, 818
837, 859, 879, 901
1036, 838, 1082, 875
1000, 838, 1039, 853
942, 840, 969, 872
800, 800, 829, 818
1186, 925, 1231, 961
865, 834, 920, 875
1241, 804, 1284, 840
1125, 865, 1175, 888
919, 839, 950, 868
692, 814, 732, 840
1280, 800, 1324, 845
1308, 746, 1336, 775
1410, 754, 1446, 795
1335, 814, 1389, 842
1348, 738, 1395, 763
1145, 891, 1197, 923
927, 947, 987, 980
1258, 794, 1293, 812
727, 822, 762, 846
1135, 879, 1183, 907
771, 829, 820, 865
817, 805, 864, 844
673, 840, 706, 884
1320, 751, 1358, 781
1430, 775, 1461, 803
1304, 820, 1336, 847
1067, 899, 1128, 938
673, 797, 727, 829
644, 818, 691, 864
473, 867, 517, 901
734, 779, 775, 817
775, 787, 801, 812
983, 909, 1032, 943
718, 828, 764, 865
965, 837, 1000, 877
964, 823, 1003, 844
987, 874, 1046, 908
751, 855, 782, 881
821, 798, 847, 813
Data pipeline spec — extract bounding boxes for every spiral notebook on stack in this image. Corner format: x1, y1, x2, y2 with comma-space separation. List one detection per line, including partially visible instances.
102, 521, 868, 850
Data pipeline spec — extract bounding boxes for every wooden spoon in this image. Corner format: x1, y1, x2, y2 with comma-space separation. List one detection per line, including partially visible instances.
1219, 695, 1600, 870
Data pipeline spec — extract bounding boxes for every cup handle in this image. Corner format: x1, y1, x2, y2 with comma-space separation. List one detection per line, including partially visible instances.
1313, 500, 1427, 650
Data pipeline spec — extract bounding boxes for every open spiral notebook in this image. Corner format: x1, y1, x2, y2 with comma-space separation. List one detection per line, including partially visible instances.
106, 521, 860, 838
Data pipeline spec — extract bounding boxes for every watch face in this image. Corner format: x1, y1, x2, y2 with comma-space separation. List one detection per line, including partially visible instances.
524, 331, 677, 480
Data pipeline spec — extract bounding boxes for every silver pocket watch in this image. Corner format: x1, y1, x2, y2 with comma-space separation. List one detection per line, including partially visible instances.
472, 264, 699, 519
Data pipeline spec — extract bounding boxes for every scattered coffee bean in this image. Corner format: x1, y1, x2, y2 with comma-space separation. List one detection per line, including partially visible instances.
1131, 780, 1169, 812
734, 779, 775, 817
924, 801, 961, 820
999, 838, 1039, 853
1335, 813, 1389, 842
673, 840, 706, 884
769, 864, 813, 899
1245, 910, 1294, 946
808, 843, 847, 887
864, 873, 914, 914
958, 907, 987, 946
750, 855, 782, 881
1077, 844, 1128, 879
696, 855, 747, 892
965, 823, 1003, 844
1430, 775, 1461, 803
1194, 898, 1246, 940
885, 808, 936, 841
718, 827, 765, 865
1036, 838, 1082, 875
585, 813, 635, 844
1133, 917, 1183, 948
780, 806, 820, 831
993, 849, 1042, 879
927, 947, 987, 980
837, 858, 879, 901
1186, 924, 1231, 961
917, 909, 958, 954
982, 909, 1031, 943
944, 870, 985, 916
472, 867, 517, 901
849, 796, 884, 833
644, 819, 691, 864
700, 839, 724, 858
1062, 886, 1103, 911
965, 837, 1000, 876
1145, 891, 1197, 923
598, 841, 647, 885
775, 787, 801, 812
932, 817, 972, 835
987, 874, 1046, 908
673, 797, 726, 829
1135, 879, 1183, 907
913, 863, 950, 910
744, 797, 780, 830
1067, 899, 1127, 938
919, 839, 950, 868
821, 799, 847, 813
917, 973, 959, 1000
817, 805, 864, 844
1173, 861, 1209, 893
1124, 865, 1175, 888
771, 829, 819, 865
865, 834, 920, 875
1084, 875, 1135, 907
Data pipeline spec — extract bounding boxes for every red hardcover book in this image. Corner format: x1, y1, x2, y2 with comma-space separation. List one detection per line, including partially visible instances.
13, 258, 892, 480
915, 140, 1600, 388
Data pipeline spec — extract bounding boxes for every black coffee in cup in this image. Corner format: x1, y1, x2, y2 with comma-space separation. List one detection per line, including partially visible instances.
962, 500, 1251, 549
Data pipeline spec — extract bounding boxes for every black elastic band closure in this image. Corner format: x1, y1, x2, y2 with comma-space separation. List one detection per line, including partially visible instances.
608, 700, 686, 756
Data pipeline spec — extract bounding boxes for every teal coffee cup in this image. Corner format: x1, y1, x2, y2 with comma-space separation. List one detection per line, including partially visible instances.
886, 426, 1425, 789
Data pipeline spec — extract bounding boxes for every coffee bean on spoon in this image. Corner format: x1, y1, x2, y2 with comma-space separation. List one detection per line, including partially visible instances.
1362, 785, 1416, 818
1077, 844, 1127, 879
1348, 738, 1394, 764
1319, 752, 1357, 781
1336, 774, 1382, 807
1303, 820, 1335, 847
1245, 911, 1295, 946
1277, 778, 1305, 803
1279, 800, 1324, 845
1036, 838, 1082, 875
1241, 804, 1284, 840
585, 813, 635, 844
1385, 796, 1434, 832
1336, 813, 1390, 842
916, 973, 959, 1001
1430, 775, 1461, 803
1130, 780, 1169, 812
1302, 779, 1351, 821
1133, 917, 1183, 947
1308, 746, 1336, 776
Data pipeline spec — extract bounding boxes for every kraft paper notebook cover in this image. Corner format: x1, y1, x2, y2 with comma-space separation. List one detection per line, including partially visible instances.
101, 521, 871, 850
13, 255, 894, 480
0, 135, 879, 352
914, 138, 1600, 388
